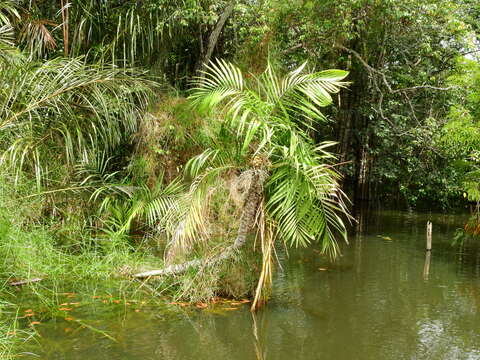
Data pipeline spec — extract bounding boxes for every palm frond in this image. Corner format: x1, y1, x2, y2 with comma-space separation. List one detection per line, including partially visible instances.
0, 24, 14, 47
190, 59, 349, 148
95, 174, 185, 236
266, 138, 349, 256
0, 55, 154, 188
190, 58, 246, 114
0, 1, 19, 27
66, 0, 194, 65
121, 177, 185, 233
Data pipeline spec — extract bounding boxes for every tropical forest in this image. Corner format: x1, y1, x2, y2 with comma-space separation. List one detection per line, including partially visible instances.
1, 0, 480, 358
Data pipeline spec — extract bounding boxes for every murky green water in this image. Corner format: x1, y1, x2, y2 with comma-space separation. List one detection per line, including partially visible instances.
24, 211, 480, 359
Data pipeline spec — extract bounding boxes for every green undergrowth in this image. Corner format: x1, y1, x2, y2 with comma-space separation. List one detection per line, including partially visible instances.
0, 94, 266, 355
0, 178, 260, 356
0, 214, 259, 355
0, 179, 156, 355
131, 96, 214, 185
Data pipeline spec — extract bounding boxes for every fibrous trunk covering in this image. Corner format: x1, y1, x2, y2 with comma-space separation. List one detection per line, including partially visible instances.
133, 169, 265, 278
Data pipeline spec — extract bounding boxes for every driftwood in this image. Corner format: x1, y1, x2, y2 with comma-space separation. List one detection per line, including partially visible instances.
9, 278, 43, 286
134, 170, 265, 279
134, 245, 235, 278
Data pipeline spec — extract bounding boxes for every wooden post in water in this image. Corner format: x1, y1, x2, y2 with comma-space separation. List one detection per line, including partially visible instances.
426, 221, 432, 251
423, 221, 433, 280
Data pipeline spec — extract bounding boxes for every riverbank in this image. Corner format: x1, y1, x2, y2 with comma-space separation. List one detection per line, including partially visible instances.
3, 210, 480, 359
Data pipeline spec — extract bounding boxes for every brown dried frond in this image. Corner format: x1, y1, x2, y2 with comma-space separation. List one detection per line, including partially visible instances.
251, 203, 275, 311
19, 17, 58, 53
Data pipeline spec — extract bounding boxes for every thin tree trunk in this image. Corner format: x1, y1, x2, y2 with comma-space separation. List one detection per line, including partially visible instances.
196, 1, 234, 73
198, 23, 204, 59
134, 170, 264, 279
337, 92, 354, 164
60, 0, 69, 56
354, 138, 370, 203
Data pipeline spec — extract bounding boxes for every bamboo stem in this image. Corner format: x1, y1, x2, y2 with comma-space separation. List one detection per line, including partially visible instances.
61, 0, 69, 56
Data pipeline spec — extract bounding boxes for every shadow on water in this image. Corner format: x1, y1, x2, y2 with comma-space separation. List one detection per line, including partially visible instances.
21, 210, 480, 360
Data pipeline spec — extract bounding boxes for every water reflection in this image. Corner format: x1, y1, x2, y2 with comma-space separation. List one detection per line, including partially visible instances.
26, 211, 480, 360
252, 312, 267, 360
423, 251, 431, 280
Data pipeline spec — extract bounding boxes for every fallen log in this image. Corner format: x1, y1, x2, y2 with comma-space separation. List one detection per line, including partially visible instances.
134, 247, 234, 278
134, 258, 203, 278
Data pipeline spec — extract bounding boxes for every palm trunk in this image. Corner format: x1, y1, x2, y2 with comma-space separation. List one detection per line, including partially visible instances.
133, 170, 264, 279
233, 170, 263, 247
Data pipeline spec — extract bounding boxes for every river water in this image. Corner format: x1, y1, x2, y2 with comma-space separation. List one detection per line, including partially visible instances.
26, 211, 480, 359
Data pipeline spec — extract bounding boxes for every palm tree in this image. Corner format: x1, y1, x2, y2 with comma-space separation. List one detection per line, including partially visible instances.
135, 59, 351, 309
0, 45, 153, 190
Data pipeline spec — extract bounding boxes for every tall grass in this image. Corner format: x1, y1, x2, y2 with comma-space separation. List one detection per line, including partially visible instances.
0, 285, 34, 359
0, 176, 164, 352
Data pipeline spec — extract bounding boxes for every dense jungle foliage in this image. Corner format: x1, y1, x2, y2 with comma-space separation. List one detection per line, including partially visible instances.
1, 0, 480, 355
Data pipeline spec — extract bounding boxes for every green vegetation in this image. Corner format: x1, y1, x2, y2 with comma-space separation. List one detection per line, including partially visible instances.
1, 0, 480, 355
175, 60, 350, 307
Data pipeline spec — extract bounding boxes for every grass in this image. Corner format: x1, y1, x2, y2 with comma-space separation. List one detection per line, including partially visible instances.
0, 176, 162, 355
0, 170, 261, 356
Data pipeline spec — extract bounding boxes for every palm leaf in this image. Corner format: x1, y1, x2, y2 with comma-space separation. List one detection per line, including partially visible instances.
0, 55, 154, 188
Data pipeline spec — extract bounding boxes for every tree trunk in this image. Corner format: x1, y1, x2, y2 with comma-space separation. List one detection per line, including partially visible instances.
196, 1, 235, 73
354, 138, 371, 202
60, 0, 69, 56
335, 43, 373, 205
133, 170, 264, 279
337, 90, 355, 164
